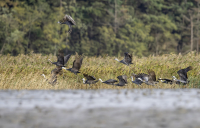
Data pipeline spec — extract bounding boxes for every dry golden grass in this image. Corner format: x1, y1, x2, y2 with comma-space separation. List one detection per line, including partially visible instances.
0, 52, 200, 90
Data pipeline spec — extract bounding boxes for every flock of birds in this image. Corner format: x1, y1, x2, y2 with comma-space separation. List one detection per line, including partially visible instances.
42, 51, 192, 88
42, 14, 193, 88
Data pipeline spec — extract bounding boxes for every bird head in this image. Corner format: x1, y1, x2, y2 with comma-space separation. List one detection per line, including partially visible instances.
41, 74, 46, 78
98, 78, 103, 82
159, 78, 164, 82
114, 58, 119, 61
58, 19, 65, 24
82, 78, 86, 83
172, 76, 177, 80
62, 67, 67, 70
131, 76, 134, 81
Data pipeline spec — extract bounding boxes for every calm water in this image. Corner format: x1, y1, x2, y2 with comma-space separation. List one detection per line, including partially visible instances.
0, 89, 200, 128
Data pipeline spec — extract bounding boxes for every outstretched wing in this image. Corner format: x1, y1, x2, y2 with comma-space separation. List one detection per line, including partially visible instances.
105, 79, 118, 83
57, 50, 64, 66
137, 73, 148, 82
72, 57, 83, 71
83, 74, 96, 80
117, 75, 127, 85
122, 75, 128, 84
124, 52, 132, 64
57, 55, 64, 66
63, 14, 76, 25
177, 66, 192, 81
148, 70, 156, 82
64, 54, 71, 65
177, 72, 187, 81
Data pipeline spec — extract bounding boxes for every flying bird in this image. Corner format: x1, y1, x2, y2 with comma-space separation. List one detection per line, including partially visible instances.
64, 54, 71, 66
159, 66, 192, 85
115, 75, 128, 86
131, 73, 146, 86
115, 52, 133, 66
144, 70, 159, 86
48, 50, 65, 67
158, 78, 174, 84
132, 70, 158, 86
63, 53, 83, 75
49, 66, 63, 85
173, 66, 193, 84
58, 14, 76, 34
41, 66, 62, 86
131, 73, 148, 85
99, 78, 118, 85
177, 66, 192, 82
82, 74, 99, 86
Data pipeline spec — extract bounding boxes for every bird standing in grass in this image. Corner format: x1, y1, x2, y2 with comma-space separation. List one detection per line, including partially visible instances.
58, 14, 76, 34
115, 52, 133, 66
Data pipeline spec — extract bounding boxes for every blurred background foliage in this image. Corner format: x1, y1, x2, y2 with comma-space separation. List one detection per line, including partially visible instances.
0, 0, 200, 57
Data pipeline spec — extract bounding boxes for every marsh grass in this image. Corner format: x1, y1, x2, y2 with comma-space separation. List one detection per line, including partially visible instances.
0, 52, 200, 90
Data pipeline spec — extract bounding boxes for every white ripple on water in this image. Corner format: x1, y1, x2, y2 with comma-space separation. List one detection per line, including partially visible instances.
0, 89, 200, 110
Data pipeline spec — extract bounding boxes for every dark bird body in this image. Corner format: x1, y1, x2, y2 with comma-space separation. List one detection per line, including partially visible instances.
48, 51, 65, 67
131, 73, 148, 85
115, 75, 128, 86
64, 54, 71, 65
174, 66, 193, 84
99, 78, 118, 85
58, 14, 76, 33
115, 52, 133, 66
159, 66, 192, 85
82, 74, 99, 85
132, 70, 158, 86
158, 78, 173, 84
64, 53, 83, 75
49, 66, 63, 86
143, 70, 158, 86
177, 66, 192, 81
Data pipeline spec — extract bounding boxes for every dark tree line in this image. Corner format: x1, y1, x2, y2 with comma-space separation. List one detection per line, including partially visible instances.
0, 0, 200, 56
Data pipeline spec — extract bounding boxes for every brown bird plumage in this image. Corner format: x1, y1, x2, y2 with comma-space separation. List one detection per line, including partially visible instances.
58, 14, 76, 33
82, 74, 99, 85
49, 66, 62, 86
65, 52, 84, 75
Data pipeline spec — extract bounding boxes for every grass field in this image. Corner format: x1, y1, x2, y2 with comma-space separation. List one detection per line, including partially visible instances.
0, 52, 200, 90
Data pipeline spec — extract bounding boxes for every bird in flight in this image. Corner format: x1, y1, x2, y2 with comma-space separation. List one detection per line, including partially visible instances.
63, 52, 84, 75
82, 74, 99, 87
58, 14, 76, 34
115, 52, 133, 66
